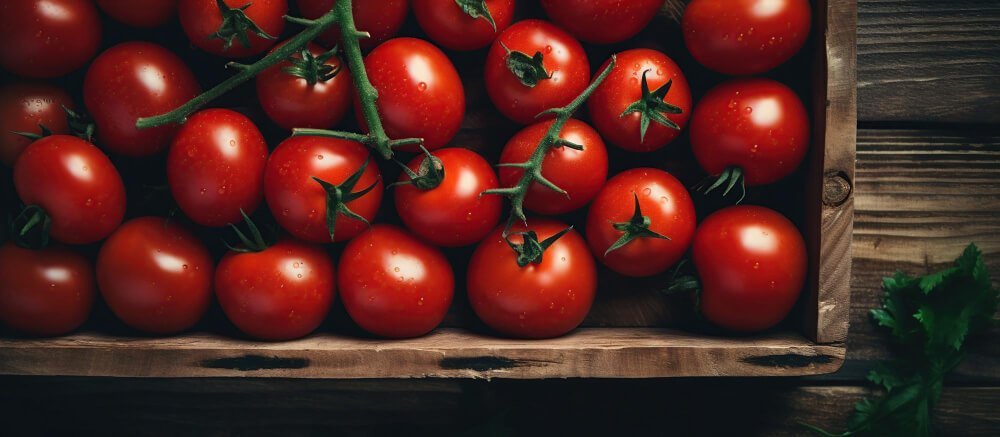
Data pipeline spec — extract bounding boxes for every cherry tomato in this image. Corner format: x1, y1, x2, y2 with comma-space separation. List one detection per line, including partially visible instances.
359, 38, 465, 152
0, 82, 75, 166
83, 42, 201, 157
264, 136, 382, 243
413, 0, 515, 51
498, 119, 608, 215
588, 49, 692, 152
13, 135, 126, 245
540, 0, 662, 44
485, 20, 590, 125
167, 109, 269, 227
0, 243, 95, 336
97, 0, 178, 28
97, 217, 214, 334
339, 225, 454, 338
256, 42, 353, 130
179, 0, 286, 58
296, 0, 408, 51
692, 205, 807, 332
585, 168, 696, 277
215, 238, 335, 340
690, 78, 809, 186
467, 218, 597, 338
0, 0, 102, 78
683, 0, 811, 75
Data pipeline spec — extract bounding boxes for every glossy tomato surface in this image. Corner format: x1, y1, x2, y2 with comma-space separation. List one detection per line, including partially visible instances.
0, 82, 75, 166
256, 42, 353, 130
540, 0, 662, 44
296, 0, 408, 50
97, 0, 178, 28
0, 0, 102, 78
413, 0, 514, 51
0, 244, 95, 336
179, 0, 286, 58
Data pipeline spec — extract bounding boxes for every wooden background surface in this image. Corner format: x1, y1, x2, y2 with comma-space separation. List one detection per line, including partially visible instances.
1, 0, 998, 435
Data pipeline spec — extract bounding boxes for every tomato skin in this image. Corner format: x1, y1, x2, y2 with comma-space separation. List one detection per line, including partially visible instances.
83, 42, 201, 157
467, 218, 597, 339
13, 135, 126, 245
97, 0, 178, 28
296, 0, 408, 51
0, 0, 102, 78
97, 217, 214, 334
256, 42, 353, 130
264, 136, 382, 243
358, 38, 465, 152
215, 239, 335, 340
412, 0, 515, 51
0, 244, 95, 336
588, 49, 692, 152
693, 206, 807, 332
0, 82, 75, 166
394, 148, 502, 247
690, 78, 809, 186
339, 225, 454, 338
179, 0, 286, 58
498, 119, 608, 215
167, 109, 269, 227
540, 0, 662, 44
585, 168, 696, 277
485, 20, 591, 125
683, 0, 811, 75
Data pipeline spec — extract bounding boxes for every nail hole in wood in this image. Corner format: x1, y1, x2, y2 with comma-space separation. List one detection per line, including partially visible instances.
823, 171, 852, 207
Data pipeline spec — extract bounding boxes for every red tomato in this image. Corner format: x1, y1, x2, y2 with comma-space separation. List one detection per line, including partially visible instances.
13, 135, 126, 245
683, 0, 811, 75
215, 238, 335, 340
485, 20, 590, 124
588, 49, 692, 152
167, 109, 269, 227
467, 218, 597, 338
264, 136, 382, 243
339, 225, 454, 338
0, 82, 75, 166
394, 148, 502, 247
498, 119, 608, 215
690, 78, 809, 186
97, 217, 214, 334
0, 243, 95, 336
97, 0, 178, 28
179, 0, 286, 58
413, 0, 515, 51
256, 42, 353, 130
83, 42, 201, 157
540, 0, 662, 44
0, 0, 102, 78
692, 206, 807, 332
585, 168, 696, 277
359, 38, 465, 152
296, 0, 408, 51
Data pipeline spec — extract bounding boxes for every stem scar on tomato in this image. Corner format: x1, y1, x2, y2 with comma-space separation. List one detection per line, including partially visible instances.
604, 193, 670, 256
506, 226, 573, 267
312, 157, 379, 242
501, 42, 551, 88
209, 0, 277, 51
389, 146, 445, 191
455, 0, 497, 31
620, 70, 683, 143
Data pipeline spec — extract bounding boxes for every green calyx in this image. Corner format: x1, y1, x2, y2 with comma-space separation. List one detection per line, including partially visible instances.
389, 147, 444, 191
209, 0, 277, 51
224, 209, 274, 253
620, 70, 683, 143
693, 166, 747, 204
502, 42, 551, 88
312, 157, 379, 242
12, 106, 95, 143
604, 193, 670, 256
663, 259, 700, 300
455, 0, 497, 31
10, 205, 52, 249
12, 124, 52, 142
282, 46, 342, 85
506, 226, 573, 267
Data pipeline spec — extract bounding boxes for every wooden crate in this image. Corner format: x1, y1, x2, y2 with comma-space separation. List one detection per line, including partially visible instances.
0, 0, 856, 379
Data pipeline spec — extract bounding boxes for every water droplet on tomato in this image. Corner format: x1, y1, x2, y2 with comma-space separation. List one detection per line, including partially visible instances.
642, 187, 652, 196
417, 82, 427, 91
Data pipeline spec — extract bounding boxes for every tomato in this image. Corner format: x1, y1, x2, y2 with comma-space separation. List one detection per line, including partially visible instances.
413, 0, 515, 51
0, 82, 75, 166
339, 225, 454, 338
167, 109, 269, 227
256, 42, 353, 130
97, 0, 178, 28
0, 244, 95, 336
683, 0, 811, 75
585, 168, 696, 277
467, 218, 597, 338
83, 42, 201, 157
485, 20, 590, 125
215, 238, 335, 340
179, 0, 286, 58
359, 38, 465, 152
588, 49, 692, 152
498, 119, 608, 215
691, 206, 807, 332
0, 0, 102, 78
264, 136, 382, 243
296, 0, 408, 51
96, 217, 214, 334
690, 78, 809, 187
13, 135, 126, 245
540, 0, 662, 44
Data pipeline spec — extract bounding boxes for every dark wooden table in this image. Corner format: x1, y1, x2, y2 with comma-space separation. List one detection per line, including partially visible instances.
1, 1, 998, 435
